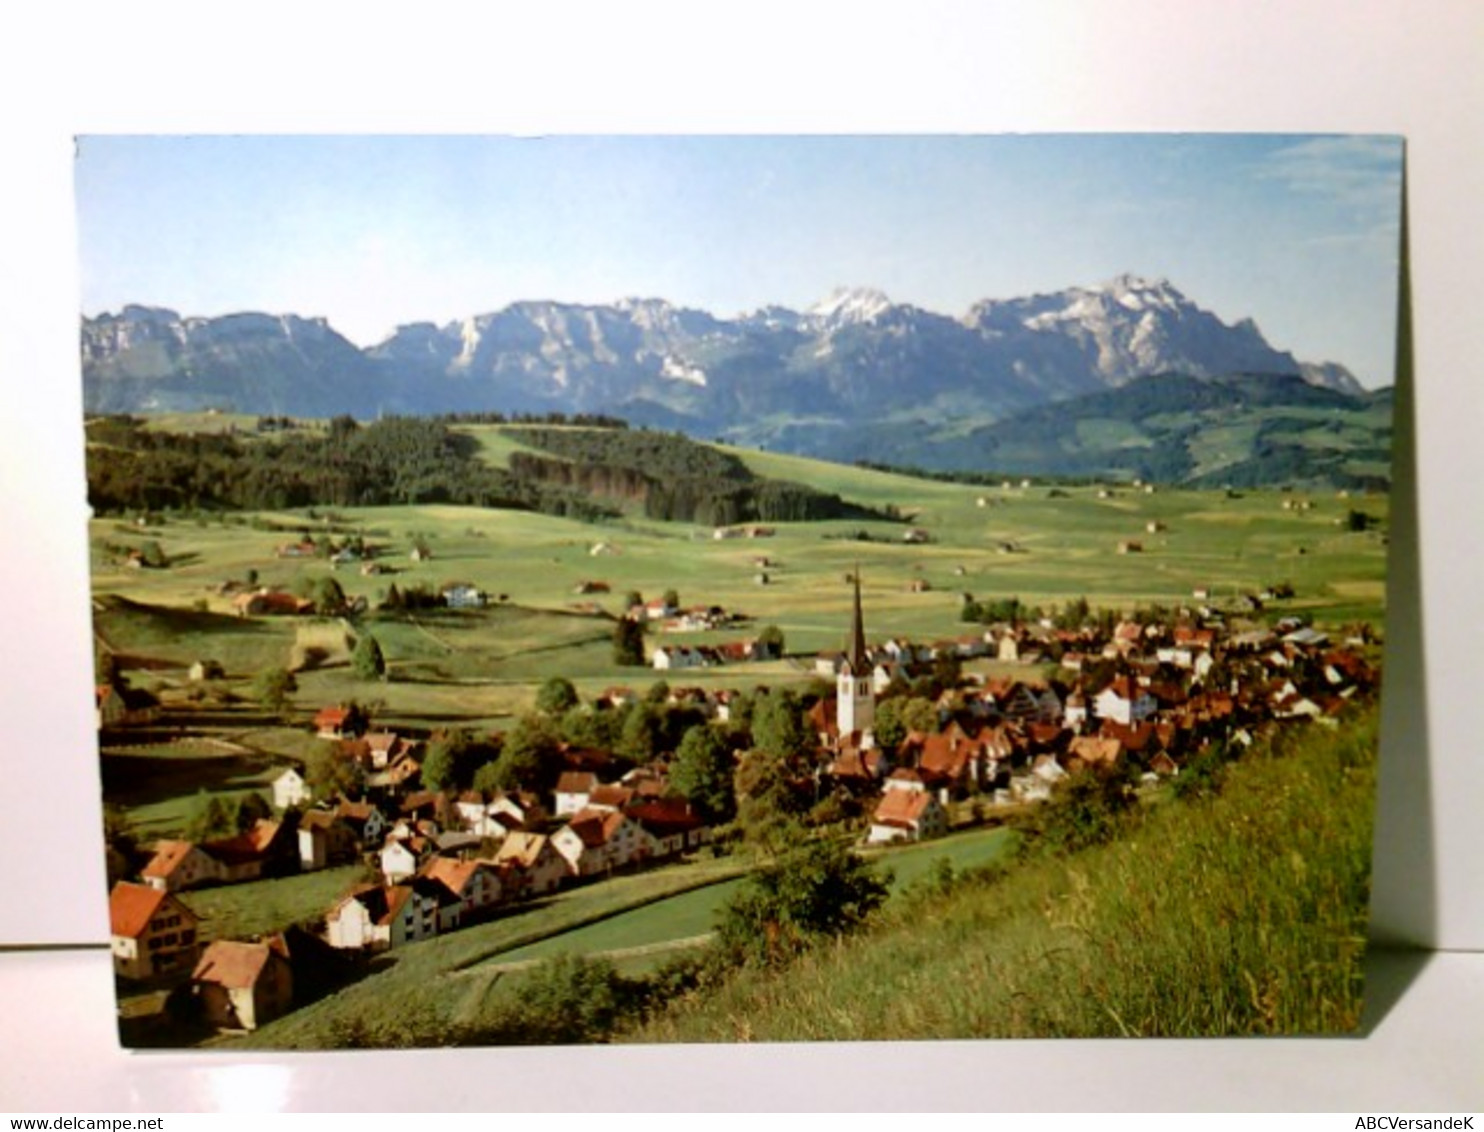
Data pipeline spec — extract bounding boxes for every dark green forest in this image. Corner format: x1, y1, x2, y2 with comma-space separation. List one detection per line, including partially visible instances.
84, 416, 892, 527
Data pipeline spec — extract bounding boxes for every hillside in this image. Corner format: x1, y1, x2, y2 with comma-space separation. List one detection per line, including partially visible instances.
852, 374, 1393, 488
628, 707, 1378, 1042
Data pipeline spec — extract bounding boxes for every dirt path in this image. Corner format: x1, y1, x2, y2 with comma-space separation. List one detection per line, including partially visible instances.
454, 932, 715, 977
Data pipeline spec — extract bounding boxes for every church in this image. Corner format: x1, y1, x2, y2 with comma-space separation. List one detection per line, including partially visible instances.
836, 570, 876, 747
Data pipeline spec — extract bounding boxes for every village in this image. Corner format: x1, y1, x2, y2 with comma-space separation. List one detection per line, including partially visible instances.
104, 562, 1379, 1040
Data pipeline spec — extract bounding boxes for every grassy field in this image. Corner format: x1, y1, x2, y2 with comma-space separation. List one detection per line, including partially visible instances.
233, 856, 746, 1049
474, 825, 1018, 972
89, 428, 1390, 838
628, 707, 1379, 1042
187, 864, 367, 941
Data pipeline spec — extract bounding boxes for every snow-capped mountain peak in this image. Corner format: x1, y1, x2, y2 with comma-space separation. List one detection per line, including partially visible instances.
808, 286, 894, 326
1100, 273, 1184, 313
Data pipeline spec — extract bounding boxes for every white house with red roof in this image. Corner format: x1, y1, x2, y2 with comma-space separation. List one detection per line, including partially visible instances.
109, 882, 201, 981
420, 858, 504, 925
553, 771, 599, 816
326, 883, 440, 951
141, 840, 224, 892
551, 808, 655, 876
191, 939, 293, 1032
867, 790, 947, 845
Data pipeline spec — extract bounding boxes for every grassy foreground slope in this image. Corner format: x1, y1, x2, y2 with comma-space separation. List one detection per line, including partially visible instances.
629, 708, 1378, 1042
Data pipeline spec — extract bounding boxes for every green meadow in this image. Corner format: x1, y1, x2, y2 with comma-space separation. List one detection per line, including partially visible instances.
90, 424, 1388, 835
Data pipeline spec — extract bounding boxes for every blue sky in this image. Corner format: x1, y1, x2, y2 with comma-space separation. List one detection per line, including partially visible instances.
74, 134, 1403, 387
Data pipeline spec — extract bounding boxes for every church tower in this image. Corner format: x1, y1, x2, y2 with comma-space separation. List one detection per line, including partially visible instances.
837, 569, 875, 744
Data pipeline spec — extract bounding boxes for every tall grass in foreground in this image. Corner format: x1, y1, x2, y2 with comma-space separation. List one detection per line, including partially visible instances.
630, 708, 1378, 1041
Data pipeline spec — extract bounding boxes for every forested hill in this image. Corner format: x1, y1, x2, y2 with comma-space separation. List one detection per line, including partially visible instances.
83, 415, 893, 527
865, 373, 1394, 489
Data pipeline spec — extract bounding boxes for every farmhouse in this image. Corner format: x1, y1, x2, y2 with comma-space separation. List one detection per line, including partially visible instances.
141, 840, 222, 892
553, 771, 598, 816
271, 767, 310, 810
551, 808, 655, 876
441, 582, 485, 609
109, 882, 200, 982
866, 790, 947, 844
297, 810, 359, 871
232, 589, 313, 617
419, 858, 504, 924
191, 939, 293, 1032
493, 832, 567, 896
326, 883, 440, 951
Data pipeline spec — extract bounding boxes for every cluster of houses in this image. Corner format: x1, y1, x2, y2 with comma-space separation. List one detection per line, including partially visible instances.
804, 585, 1378, 846
105, 562, 1378, 1038
108, 704, 720, 1034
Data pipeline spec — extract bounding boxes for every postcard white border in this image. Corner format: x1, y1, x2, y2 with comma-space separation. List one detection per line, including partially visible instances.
1, 0, 1480, 1111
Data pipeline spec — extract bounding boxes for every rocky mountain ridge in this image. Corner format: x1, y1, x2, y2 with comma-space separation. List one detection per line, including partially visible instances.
81, 277, 1370, 464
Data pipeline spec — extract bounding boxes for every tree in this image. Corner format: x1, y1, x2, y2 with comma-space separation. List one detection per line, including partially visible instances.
231, 792, 273, 833
253, 666, 297, 716
612, 618, 645, 666
186, 791, 236, 842
305, 745, 365, 802
872, 698, 909, 754
535, 676, 579, 716
352, 633, 387, 681
617, 702, 663, 765
420, 731, 467, 793
1032, 763, 1140, 855
420, 728, 498, 794
750, 689, 814, 765
662, 588, 680, 610
899, 696, 939, 735
490, 714, 563, 793
714, 841, 890, 966
560, 704, 621, 751
670, 724, 736, 823
756, 623, 786, 658
311, 575, 346, 615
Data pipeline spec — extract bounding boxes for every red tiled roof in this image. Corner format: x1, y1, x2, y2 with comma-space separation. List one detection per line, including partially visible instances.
420, 857, 492, 898
192, 940, 276, 989
589, 784, 635, 808
555, 771, 597, 794
315, 706, 352, 729
109, 882, 176, 938
141, 840, 198, 880
873, 790, 934, 827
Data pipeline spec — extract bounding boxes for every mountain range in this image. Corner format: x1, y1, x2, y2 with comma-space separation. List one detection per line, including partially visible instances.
80, 275, 1376, 470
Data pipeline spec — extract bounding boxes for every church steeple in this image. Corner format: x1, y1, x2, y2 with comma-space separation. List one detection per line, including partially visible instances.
837, 567, 875, 743
844, 566, 869, 674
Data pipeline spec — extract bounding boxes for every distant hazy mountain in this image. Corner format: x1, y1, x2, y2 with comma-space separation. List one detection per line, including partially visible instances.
81, 277, 1371, 463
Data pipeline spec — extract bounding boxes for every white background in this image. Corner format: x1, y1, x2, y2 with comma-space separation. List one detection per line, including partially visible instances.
0, 0, 1479, 1111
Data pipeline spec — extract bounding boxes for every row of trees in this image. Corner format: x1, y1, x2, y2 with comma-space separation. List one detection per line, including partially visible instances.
84, 415, 617, 520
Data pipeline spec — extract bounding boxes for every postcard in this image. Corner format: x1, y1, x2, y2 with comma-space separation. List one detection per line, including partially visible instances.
78, 134, 1401, 1047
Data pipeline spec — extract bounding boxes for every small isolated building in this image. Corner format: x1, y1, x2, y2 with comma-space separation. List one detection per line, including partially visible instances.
271, 767, 310, 811
191, 939, 293, 1032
